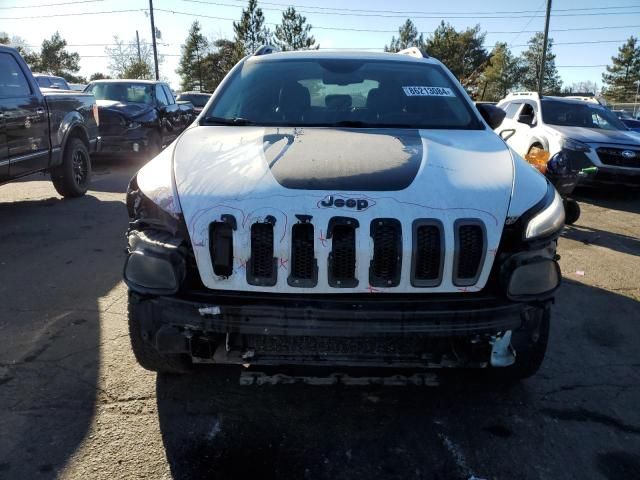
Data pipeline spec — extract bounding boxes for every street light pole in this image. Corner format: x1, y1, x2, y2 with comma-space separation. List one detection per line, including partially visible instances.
538, 0, 552, 95
634, 80, 640, 118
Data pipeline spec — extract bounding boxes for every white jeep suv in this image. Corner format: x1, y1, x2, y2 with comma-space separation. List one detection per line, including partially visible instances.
123, 47, 564, 381
496, 92, 640, 187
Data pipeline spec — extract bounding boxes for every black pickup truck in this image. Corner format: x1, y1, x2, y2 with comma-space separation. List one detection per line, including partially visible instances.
85, 80, 195, 158
0, 46, 99, 197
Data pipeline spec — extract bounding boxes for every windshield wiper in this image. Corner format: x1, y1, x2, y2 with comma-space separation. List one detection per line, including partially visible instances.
202, 116, 255, 126
328, 120, 414, 129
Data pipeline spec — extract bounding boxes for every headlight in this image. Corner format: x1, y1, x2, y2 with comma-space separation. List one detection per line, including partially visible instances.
130, 145, 181, 218
525, 187, 565, 239
560, 137, 591, 152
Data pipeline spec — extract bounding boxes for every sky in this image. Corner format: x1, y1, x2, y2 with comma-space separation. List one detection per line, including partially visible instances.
1, 0, 639, 90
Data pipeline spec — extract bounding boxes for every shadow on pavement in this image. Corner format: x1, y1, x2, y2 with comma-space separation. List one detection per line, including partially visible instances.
90, 155, 148, 194
574, 187, 640, 215
0, 194, 127, 478
156, 279, 640, 480
561, 224, 640, 257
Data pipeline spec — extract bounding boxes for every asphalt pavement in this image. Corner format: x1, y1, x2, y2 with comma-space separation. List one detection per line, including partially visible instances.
0, 158, 639, 480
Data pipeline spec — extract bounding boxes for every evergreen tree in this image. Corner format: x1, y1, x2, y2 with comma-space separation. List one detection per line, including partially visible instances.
425, 22, 489, 95
602, 36, 640, 102
519, 32, 563, 94
233, 0, 271, 56
90, 72, 110, 81
122, 60, 153, 80
384, 19, 424, 52
37, 32, 80, 77
274, 7, 317, 51
201, 39, 239, 92
478, 42, 523, 101
178, 21, 210, 91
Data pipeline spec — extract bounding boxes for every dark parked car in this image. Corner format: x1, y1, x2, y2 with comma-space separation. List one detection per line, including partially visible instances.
1, 46, 99, 197
176, 91, 211, 114
33, 73, 71, 90
85, 79, 195, 158
613, 110, 640, 132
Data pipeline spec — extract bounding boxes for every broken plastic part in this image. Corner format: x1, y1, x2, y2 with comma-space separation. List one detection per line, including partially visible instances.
490, 331, 516, 367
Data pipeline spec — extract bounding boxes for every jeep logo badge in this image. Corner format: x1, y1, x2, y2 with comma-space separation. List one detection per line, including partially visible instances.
319, 195, 372, 211
621, 150, 636, 159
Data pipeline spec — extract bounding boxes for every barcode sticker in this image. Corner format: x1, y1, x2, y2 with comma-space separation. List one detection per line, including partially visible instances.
402, 86, 455, 97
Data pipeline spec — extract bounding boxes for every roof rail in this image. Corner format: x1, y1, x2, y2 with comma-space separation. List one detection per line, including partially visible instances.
397, 47, 429, 59
253, 45, 280, 56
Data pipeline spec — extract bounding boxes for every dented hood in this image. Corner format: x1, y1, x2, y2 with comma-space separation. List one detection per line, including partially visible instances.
173, 126, 518, 293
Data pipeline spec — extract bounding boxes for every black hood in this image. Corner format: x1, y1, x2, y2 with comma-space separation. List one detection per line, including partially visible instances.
263, 128, 423, 191
95, 99, 154, 119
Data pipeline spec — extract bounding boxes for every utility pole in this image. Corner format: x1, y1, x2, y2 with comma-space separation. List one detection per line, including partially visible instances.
538, 0, 552, 95
149, 0, 160, 80
135, 30, 142, 63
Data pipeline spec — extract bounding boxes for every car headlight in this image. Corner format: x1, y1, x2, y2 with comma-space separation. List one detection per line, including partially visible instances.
560, 137, 591, 152
525, 186, 565, 239
128, 145, 181, 219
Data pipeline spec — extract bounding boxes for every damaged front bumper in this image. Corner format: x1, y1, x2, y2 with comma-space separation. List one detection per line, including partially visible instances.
130, 291, 548, 368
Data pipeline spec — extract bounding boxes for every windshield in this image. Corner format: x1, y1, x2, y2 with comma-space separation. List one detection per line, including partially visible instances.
541, 100, 628, 131
177, 93, 210, 108
204, 58, 482, 129
86, 82, 154, 104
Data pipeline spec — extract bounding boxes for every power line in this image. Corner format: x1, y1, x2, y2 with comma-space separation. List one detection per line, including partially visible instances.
0, 8, 144, 20
0, 0, 104, 9
182, 0, 640, 18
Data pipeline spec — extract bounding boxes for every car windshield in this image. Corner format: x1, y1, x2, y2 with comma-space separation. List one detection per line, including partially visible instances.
177, 93, 210, 107
86, 82, 154, 104
204, 58, 482, 129
541, 100, 627, 131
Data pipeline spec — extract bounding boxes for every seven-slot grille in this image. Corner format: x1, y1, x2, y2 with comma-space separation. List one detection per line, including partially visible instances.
210, 217, 487, 289
596, 147, 640, 168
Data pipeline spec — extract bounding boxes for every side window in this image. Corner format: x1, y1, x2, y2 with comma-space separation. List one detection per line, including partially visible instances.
0, 53, 32, 98
504, 102, 522, 119
155, 84, 169, 107
520, 103, 536, 117
162, 85, 175, 105
37, 77, 51, 88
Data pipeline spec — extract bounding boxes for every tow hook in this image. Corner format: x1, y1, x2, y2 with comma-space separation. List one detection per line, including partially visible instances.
490, 331, 516, 367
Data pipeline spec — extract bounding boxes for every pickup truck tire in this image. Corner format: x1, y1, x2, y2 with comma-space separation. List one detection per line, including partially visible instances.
489, 306, 550, 383
51, 137, 91, 197
128, 296, 191, 374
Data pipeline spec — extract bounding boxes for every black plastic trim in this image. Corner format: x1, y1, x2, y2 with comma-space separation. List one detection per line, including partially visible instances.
453, 219, 487, 287
411, 219, 445, 287
369, 218, 402, 287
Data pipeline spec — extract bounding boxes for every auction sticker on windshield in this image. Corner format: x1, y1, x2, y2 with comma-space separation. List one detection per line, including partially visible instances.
402, 86, 455, 97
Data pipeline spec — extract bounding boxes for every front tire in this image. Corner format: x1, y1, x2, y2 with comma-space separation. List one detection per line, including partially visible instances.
489, 306, 550, 382
51, 137, 91, 197
128, 295, 191, 374
564, 199, 580, 225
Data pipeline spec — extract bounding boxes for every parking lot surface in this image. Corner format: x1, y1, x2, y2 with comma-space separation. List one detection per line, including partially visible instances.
1, 159, 639, 480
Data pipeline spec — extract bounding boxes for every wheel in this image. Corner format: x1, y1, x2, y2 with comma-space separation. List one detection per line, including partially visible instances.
145, 131, 162, 161
488, 306, 550, 383
128, 294, 191, 374
50, 137, 91, 197
563, 199, 580, 225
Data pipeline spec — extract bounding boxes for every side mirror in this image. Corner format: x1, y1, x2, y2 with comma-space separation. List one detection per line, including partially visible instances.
499, 129, 516, 141
518, 113, 535, 126
476, 103, 506, 130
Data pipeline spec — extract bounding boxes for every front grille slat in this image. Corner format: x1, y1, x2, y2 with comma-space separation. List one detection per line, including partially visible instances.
328, 218, 358, 288
247, 222, 277, 286
596, 147, 640, 168
454, 222, 485, 286
411, 221, 443, 287
209, 221, 234, 277
369, 219, 402, 287
288, 223, 317, 287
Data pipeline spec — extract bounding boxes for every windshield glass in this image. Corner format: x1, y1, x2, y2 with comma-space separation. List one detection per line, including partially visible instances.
541, 100, 627, 130
87, 82, 154, 104
205, 58, 482, 129
177, 93, 210, 107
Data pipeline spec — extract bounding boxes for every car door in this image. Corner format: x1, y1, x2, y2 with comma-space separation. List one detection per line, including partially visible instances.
0, 101, 7, 181
0, 52, 49, 178
155, 83, 179, 143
